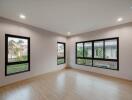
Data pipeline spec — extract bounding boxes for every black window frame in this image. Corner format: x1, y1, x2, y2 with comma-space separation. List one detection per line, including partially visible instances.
5, 34, 30, 76
57, 42, 66, 65
76, 37, 119, 70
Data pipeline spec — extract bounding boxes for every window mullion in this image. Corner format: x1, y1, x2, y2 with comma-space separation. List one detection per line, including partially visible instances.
92, 41, 94, 66
103, 40, 105, 59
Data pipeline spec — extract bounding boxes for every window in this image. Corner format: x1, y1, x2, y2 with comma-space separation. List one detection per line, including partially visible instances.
57, 42, 65, 65
5, 34, 30, 76
77, 59, 85, 65
105, 39, 117, 59
77, 43, 83, 57
84, 42, 92, 58
93, 60, 117, 70
94, 41, 104, 58
76, 37, 119, 70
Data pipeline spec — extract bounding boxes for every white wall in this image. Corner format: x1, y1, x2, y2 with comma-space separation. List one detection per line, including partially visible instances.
68, 22, 132, 80
0, 17, 67, 87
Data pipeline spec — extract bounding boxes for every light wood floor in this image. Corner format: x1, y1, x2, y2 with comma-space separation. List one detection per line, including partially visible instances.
0, 69, 132, 100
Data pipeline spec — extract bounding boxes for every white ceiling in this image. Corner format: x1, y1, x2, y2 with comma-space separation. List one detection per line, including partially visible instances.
0, 0, 132, 36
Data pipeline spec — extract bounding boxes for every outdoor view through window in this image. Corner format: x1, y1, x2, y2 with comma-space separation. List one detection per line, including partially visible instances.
5, 34, 30, 75
76, 38, 119, 70
8, 37, 28, 62
57, 42, 65, 65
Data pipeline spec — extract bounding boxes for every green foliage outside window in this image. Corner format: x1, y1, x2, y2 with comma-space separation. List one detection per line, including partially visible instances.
77, 43, 83, 57
95, 48, 103, 58
84, 43, 92, 58
7, 63, 28, 74
57, 59, 64, 65
77, 59, 85, 65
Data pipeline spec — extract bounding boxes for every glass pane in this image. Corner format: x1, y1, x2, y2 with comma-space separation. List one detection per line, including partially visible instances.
93, 60, 117, 70
57, 58, 65, 64
85, 59, 92, 66
77, 59, 85, 65
7, 63, 29, 74
77, 43, 83, 57
57, 43, 64, 58
94, 41, 103, 58
84, 42, 92, 58
8, 37, 28, 62
105, 39, 117, 59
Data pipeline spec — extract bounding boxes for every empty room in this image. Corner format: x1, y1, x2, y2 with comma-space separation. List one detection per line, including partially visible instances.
0, 0, 132, 100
